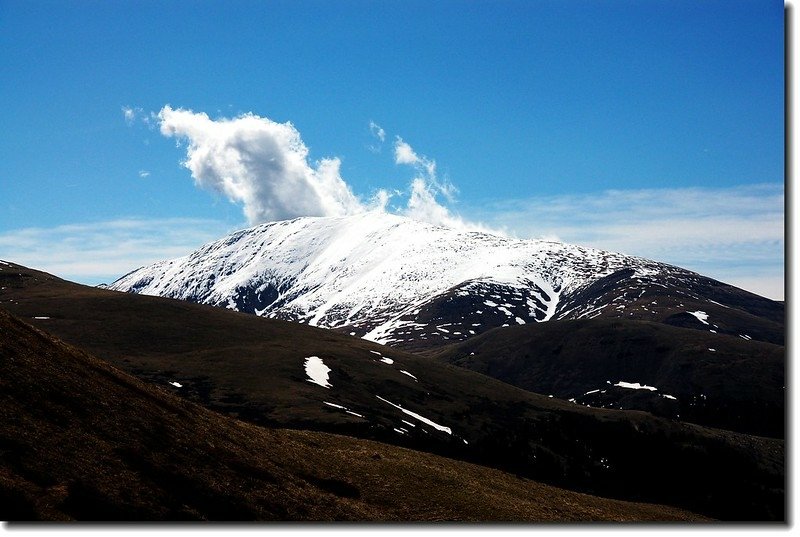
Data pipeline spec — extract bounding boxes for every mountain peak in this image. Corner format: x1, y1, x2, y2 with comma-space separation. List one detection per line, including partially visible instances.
110, 212, 712, 347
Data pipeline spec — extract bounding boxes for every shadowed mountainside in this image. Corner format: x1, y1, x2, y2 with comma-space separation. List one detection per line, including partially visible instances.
0, 261, 785, 520
427, 319, 785, 438
0, 308, 710, 522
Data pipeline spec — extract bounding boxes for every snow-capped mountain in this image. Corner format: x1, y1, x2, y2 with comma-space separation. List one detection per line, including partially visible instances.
108, 211, 781, 349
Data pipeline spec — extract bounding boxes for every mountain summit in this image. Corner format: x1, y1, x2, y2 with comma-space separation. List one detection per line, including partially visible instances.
109, 212, 782, 349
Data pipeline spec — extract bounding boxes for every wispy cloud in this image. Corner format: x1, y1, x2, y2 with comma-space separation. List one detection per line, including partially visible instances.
393, 136, 437, 180
122, 105, 158, 129
0, 218, 233, 285
369, 120, 385, 143
388, 136, 491, 232
122, 106, 139, 125
393, 137, 421, 166
367, 120, 386, 153
138, 170, 150, 178
469, 184, 784, 299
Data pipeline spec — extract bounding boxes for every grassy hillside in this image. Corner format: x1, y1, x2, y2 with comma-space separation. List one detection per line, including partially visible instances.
0, 262, 785, 520
428, 318, 784, 438
0, 308, 708, 521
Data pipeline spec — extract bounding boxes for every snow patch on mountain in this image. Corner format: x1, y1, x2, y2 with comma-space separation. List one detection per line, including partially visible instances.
688, 310, 710, 325
376, 395, 452, 435
613, 381, 658, 391
399, 370, 418, 381
304, 356, 332, 389
323, 401, 364, 418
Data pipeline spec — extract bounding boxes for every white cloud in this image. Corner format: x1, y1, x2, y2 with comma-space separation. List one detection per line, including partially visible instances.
368, 121, 386, 153
157, 106, 364, 225
470, 184, 785, 299
390, 137, 487, 231
142, 111, 157, 129
123, 106, 156, 129
122, 106, 137, 125
138, 170, 150, 178
394, 137, 420, 165
392, 138, 436, 191
393, 136, 437, 179
369, 188, 396, 212
369, 121, 385, 142
403, 177, 466, 229
155, 107, 482, 232
0, 218, 233, 285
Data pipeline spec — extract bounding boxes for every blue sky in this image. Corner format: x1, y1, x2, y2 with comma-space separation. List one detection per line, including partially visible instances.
0, 0, 785, 298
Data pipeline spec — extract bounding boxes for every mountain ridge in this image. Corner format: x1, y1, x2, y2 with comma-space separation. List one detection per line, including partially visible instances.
106, 212, 781, 349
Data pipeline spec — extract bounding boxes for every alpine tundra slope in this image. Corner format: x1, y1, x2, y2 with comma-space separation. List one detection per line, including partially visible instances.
109, 211, 782, 350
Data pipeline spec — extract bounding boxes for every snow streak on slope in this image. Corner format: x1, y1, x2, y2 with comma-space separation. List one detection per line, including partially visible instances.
109, 212, 688, 346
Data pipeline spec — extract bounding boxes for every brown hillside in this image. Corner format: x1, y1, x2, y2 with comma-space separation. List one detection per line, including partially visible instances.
0, 262, 784, 520
0, 308, 708, 521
